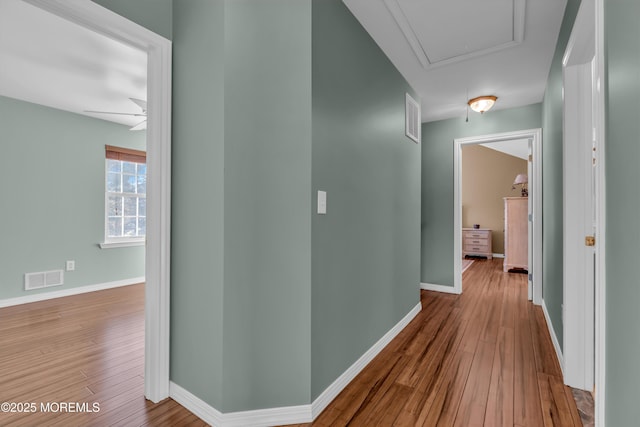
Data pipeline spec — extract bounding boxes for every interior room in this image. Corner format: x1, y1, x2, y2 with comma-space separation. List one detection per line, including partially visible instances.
2, 0, 639, 426
461, 140, 528, 268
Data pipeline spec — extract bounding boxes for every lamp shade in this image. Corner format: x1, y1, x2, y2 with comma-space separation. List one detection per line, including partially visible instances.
468, 95, 497, 113
513, 173, 528, 185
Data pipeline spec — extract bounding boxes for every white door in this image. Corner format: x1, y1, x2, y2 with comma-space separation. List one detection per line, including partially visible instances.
562, 0, 597, 389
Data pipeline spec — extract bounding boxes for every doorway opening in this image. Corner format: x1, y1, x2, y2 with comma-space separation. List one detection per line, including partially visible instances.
453, 128, 543, 305
562, 0, 605, 423
23, 0, 172, 403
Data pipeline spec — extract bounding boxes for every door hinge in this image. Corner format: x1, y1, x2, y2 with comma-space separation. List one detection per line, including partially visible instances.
585, 235, 596, 247
528, 154, 533, 162
528, 273, 533, 281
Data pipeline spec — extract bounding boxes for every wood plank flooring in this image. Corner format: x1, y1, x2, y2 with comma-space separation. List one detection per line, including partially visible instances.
286, 259, 581, 427
0, 259, 580, 426
0, 284, 203, 426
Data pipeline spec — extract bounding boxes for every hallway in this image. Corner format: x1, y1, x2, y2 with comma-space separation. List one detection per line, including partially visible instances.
288, 259, 582, 426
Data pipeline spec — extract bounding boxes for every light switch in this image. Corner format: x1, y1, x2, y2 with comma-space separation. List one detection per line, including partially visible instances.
317, 191, 327, 214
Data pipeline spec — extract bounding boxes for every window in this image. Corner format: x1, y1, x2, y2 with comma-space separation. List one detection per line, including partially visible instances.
102, 145, 146, 248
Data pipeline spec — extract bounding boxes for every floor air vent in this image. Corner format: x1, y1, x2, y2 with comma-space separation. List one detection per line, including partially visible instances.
25, 270, 64, 290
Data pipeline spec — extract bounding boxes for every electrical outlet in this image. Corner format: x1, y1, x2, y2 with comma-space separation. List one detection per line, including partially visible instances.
66, 260, 75, 271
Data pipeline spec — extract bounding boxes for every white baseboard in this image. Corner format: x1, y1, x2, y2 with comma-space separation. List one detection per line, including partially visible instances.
541, 299, 564, 375
170, 382, 226, 426
223, 404, 311, 427
310, 302, 421, 418
420, 282, 460, 294
492, 253, 505, 259
170, 382, 312, 427
0, 277, 145, 308
170, 302, 422, 426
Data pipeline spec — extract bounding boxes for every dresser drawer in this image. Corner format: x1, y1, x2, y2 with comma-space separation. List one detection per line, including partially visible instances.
463, 230, 490, 239
463, 243, 490, 253
464, 237, 489, 246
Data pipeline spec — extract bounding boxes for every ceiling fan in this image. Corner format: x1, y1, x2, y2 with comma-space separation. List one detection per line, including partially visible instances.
85, 98, 147, 131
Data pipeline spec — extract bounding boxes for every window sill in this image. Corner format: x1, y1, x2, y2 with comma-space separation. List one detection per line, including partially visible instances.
99, 240, 145, 249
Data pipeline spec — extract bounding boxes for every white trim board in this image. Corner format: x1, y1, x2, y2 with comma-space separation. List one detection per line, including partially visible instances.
542, 299, 564, 375
22, 0, 173, 403
171, 382, 310, 427
594, 0, 606, 424
170, 303, 422, 426
0, 277, 144, 308
420, 282, 461, 294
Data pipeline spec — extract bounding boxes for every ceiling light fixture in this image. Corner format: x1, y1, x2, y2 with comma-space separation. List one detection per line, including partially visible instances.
468, 95, 497, 114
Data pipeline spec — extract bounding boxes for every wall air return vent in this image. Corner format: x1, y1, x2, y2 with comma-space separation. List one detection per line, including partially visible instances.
25, 270, 64, 291
405, 93, 421, 143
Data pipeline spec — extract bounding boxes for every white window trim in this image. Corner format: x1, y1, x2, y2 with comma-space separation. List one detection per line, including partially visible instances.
99, 239, 145, 249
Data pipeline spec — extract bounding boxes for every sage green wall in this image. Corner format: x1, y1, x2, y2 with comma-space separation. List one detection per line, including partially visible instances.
222, 0, 312, 411
92, 0, 172, 40
421, 104, 542, 286
0, 96, 145, 300
605, 1, 640, 424
311, 0, 421, 399
540, 0, 581, 352
170, 0, 225, 409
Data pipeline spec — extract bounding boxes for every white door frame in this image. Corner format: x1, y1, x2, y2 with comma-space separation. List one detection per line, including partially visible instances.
562, 0, 606, 423
595, 0, 605, 424
23, 0, 173, 403
453, 128, 543, 305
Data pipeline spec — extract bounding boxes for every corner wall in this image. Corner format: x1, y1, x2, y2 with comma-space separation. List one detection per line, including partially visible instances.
100, 0, 421, 416
222, 0, 312, 412
170, 0, 225, 409
311, 0, 421, 399
421, 104, 542, 287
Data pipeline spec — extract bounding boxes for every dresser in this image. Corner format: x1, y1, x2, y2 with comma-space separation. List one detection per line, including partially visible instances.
462, 228, 493, 259
504, 197, 528, 272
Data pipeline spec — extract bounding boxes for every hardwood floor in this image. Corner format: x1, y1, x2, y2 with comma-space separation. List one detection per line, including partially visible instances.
286, 258, 582, 427
0, 259, 580, 426
0, 284, 203, 426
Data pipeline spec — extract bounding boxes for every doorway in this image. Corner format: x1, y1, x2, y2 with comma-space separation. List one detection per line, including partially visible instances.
23, 0, 172, 403
453, 128, 543, 304
562, 0, 605, 424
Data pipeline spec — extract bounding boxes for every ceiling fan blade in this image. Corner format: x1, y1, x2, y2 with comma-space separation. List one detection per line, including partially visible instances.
130, 119, 147, 131
85, 110, 146, 117
129, 98, 147, 112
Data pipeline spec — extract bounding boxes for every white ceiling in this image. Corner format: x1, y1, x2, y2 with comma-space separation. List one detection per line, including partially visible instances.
0, 0, 147, 128
480, 138, 529, 160
0, 1, 565, 128
343, 0, 568, 122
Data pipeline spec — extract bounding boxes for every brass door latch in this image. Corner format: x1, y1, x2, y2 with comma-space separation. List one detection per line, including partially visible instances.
585, 236, 595, 247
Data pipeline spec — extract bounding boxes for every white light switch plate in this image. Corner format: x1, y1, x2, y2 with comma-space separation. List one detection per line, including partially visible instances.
317, 191, 327, 214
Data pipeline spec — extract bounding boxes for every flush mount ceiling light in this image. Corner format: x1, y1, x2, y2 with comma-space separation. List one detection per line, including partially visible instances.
468, 95, 497, 114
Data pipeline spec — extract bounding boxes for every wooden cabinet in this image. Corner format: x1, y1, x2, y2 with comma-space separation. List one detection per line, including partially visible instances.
462, 228, 492, 259
504, 197, 528, 272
